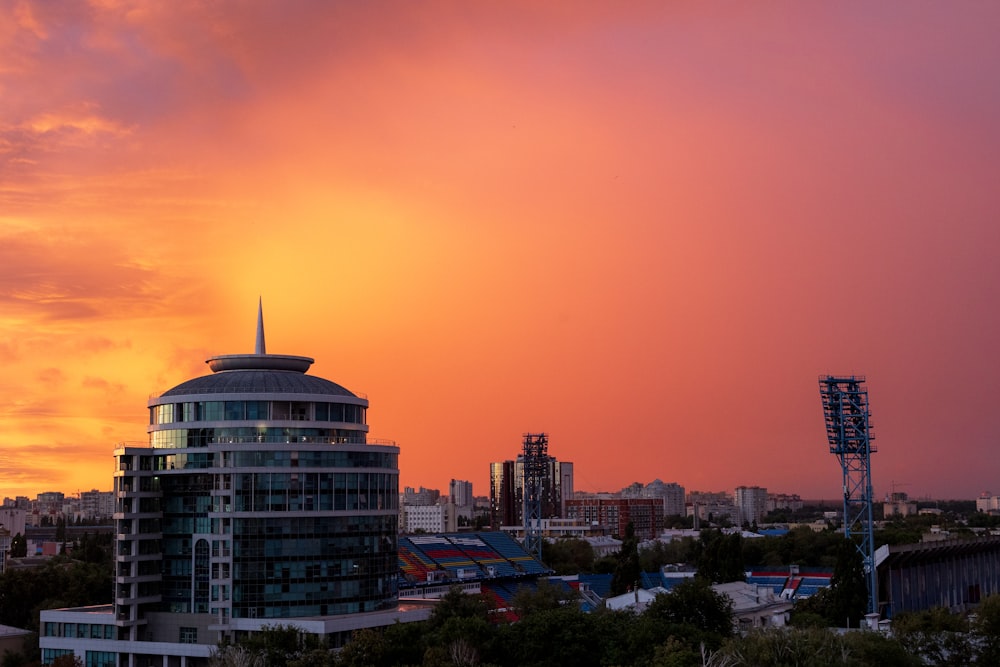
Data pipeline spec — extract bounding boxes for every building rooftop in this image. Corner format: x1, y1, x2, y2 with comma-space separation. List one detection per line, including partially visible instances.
156, 301, 358, 399
160, 370, 357, 398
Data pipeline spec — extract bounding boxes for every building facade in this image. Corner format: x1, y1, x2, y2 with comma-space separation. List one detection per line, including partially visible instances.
622, 480, 686, 517
449, 479, 473, 507
489, 457, 573, 529
40, 307, 416, 664
735, 486, 768, 526
565, 498, 664, 541
402, 504, 454, 534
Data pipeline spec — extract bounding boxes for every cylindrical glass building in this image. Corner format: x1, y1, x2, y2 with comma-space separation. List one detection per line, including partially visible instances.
113, 309, 399, 643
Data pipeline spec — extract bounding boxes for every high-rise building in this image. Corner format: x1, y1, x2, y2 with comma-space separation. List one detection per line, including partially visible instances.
449, 479, 473, 507
735, 486, 768, 526
78, 489, 115, 521
489, 457, 573, 528
40, 305, 421, 663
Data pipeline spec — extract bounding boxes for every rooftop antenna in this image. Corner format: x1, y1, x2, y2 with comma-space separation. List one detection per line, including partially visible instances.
255, 297, 267, 355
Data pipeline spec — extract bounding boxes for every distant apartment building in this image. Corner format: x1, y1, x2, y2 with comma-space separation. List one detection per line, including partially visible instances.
884, 492, 918, 517
402, 486, 441, 506
449, 479, 473, 507
977, 493, 1000, 514
766, 493, 804, 513
0, 508, 27, 574
622, 479, 686, 517
402, 504, 455, 534
2, 497, 30, 510
30, 492, 67, 527
686, 490, 738, 526
565, 498, 663, 541
735, 486, 768, 526
78, 489, 115, 521
489, 457, 573, 528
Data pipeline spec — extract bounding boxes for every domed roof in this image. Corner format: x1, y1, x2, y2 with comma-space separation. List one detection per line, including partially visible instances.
157, 301, 358, 399
160, 369, 357, 398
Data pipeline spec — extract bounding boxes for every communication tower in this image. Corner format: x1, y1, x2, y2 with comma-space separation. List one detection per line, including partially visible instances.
819, 375, 878, 615
522, 433, 548, 562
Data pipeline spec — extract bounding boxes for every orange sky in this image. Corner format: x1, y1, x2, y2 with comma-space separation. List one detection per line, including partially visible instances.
2, 2, 999, 501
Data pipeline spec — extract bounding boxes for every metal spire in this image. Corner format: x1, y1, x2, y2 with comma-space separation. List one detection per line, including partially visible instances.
255, 297, 267, 355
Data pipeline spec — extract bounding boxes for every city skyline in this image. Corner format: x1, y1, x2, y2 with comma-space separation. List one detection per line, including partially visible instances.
3, 3, 1000, 501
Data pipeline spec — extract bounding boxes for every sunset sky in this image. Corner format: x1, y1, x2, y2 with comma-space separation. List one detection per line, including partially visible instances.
2, 2, 999, 502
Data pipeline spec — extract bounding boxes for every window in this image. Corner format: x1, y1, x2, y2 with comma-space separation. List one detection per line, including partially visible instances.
86, 652, 117, 667
179, 626, 198, 643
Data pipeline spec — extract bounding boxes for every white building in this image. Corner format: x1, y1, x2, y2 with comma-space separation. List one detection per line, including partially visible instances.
735, 486, 768, 526
449, 479, 473, 507
403, 504, 455, 534
977, 493, 1000, 513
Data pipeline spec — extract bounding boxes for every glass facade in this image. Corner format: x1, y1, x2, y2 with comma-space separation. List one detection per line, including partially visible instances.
150, 427, 370, 449
151, 400, 366, 426
231, 515, 398, 617
114, 346, 399, 637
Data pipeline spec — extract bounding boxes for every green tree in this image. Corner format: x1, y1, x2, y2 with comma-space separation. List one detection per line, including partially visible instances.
640, 538, 699, 573
510, 579, 575, 619
9, 534, 26, 558
891, 607, 972, 666
697, 531, 744, 583
209, 646, 265, 667
973, 593, 1000, 665
426, 586, 494, 631
233, 625, 324, 667
611, 522, 641, 595
541, 538, 594, 574
497, 605, 602, 667
335, 622, 425, 667
50, 656, 83, 667
644, 578, 734, 640
827, 538, 868, 628
717, 627, 919, 667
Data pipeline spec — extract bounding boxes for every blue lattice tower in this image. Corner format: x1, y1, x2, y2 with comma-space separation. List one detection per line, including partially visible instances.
819, 375, 878, 615
522, 433, 548, 562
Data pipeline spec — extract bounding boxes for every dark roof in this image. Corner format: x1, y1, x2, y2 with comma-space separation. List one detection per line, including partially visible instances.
160, 370, 357, 398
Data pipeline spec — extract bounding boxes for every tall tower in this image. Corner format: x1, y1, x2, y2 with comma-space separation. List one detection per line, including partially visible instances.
521, 433, 548, 561
113, 305, 400, 645
819, 375, 877, 615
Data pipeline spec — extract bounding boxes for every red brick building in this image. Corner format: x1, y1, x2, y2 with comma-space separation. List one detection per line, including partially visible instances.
565, 498, 663, 540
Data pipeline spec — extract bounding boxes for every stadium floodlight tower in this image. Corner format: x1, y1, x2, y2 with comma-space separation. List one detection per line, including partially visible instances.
819, 375, 878, 615
522, 433, 549, 562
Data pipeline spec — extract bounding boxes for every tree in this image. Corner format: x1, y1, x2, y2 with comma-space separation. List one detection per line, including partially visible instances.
426, 586, 493, 630
510, 578, 576, 619
696, 531, 744, 584
611, 522, 641, 595
231, 625, 324, 667
639, 538, 698, 573
209, 646, 266, 667
643, 578, 734, 640
542, 537, 595, 574
9, 534, 26, 558
891, 607, 972, 666
973, 593, 1000, 664
827, 538, 868, 628
717, 627, 920, 667
50, 656, 83, 667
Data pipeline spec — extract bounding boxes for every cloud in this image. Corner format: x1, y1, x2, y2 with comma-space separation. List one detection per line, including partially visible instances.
37, 367, 65, 386
82, 375, 126, 394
